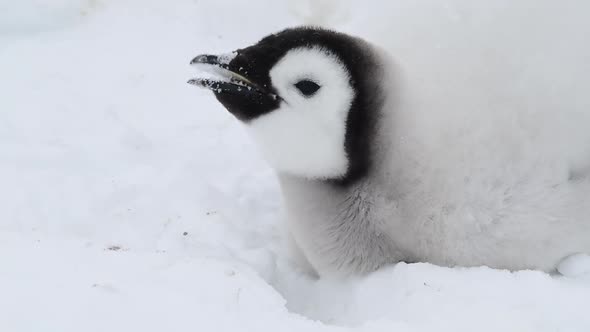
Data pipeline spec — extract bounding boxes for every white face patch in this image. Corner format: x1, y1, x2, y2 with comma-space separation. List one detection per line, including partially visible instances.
244, 47, 355, 180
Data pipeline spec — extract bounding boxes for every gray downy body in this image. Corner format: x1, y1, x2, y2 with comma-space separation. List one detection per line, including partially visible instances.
190, 27, 590, 277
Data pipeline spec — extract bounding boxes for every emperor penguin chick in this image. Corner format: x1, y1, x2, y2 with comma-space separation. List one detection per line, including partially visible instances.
189, 27, 590, 277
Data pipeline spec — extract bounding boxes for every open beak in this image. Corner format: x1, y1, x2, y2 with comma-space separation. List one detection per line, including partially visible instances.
188, 54, 279, 101
188, 53, 282, 121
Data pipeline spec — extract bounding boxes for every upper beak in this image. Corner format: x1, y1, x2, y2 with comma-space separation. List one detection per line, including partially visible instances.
188, 53, 277, 100
190, 54, 231, 68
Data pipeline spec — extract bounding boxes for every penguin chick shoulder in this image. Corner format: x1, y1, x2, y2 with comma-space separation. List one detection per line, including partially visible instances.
189, 27, 590, 277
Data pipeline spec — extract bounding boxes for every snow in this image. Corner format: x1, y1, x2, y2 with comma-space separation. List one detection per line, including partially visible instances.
558, 254, 590, 278
1, 0, 589, 331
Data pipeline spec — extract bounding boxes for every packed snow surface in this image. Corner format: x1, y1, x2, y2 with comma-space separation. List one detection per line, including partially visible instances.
1, 0, 590, 331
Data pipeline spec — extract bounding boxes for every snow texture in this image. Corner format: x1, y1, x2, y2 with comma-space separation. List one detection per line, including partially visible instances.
1, 0, 590, 331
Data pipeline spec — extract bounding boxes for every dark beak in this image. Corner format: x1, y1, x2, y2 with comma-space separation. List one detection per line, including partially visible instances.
188, 54, 278, 100
188, 53, 281, 121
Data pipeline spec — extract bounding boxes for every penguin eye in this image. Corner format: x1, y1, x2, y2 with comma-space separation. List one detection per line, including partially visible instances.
294, 80, 321, 97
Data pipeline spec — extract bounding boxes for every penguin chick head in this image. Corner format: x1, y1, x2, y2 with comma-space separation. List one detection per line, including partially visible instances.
189, 27, 386, 184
